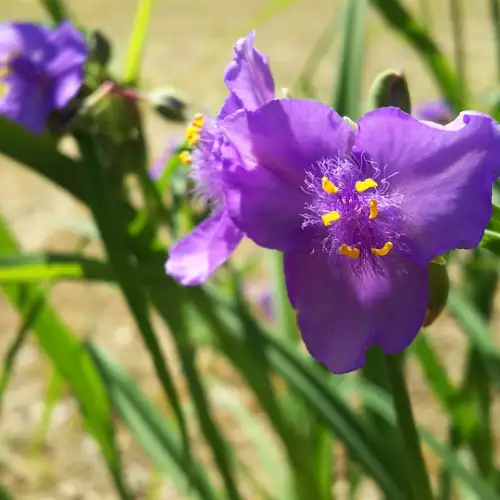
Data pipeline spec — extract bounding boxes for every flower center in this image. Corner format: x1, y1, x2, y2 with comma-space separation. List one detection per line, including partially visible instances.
302, 155, 406, 268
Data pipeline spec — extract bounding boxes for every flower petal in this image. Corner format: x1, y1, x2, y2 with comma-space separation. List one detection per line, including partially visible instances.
0, 78, 50, 133
0, 23, 49, 56
47, 21, 87, 77
221, 99, 356, 186
223, 31, 274, 112
220, 99, 355, 251
224, 156, 311, 252
52, 69, 84, 108
284, 251, 429, 373
356, 107, 500, 263
165, 210, 243, 286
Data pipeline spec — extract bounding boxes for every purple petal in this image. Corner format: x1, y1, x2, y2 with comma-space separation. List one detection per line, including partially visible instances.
47, 22, 87, 77
415, 100, 453, 124
224, 156, 311, 252
0, 78, 50, 133
356, 107, 500, 263
165, 210, 243, 286
221, 99, 356, 186
220, 99, 355, 250
218, 93, 243, 120
284, 251, 429, 373
0, 23, 50, 56
52, 69, 84, 108
223, 31, 274, 113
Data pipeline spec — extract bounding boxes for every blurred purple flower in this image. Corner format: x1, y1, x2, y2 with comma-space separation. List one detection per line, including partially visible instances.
415, 100, 453, 124
165, 31, 275, 285
221, 100, 500, 373
0, 21, 87, 134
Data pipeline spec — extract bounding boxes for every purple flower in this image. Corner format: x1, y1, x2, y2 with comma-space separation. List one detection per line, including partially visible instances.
220, 99, 500, 373
0, 21, 87, 134
165, 31, 275, 285
415, 99, 453, 124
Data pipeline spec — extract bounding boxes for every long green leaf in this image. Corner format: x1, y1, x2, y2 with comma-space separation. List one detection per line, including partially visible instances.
87, 344, 220, 500
369, 0, 464, 109
0, 214, 130, 498
332, 0, 367, 119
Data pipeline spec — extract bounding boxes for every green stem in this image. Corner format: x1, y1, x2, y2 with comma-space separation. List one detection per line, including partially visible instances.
385, 353, 433, 500
267, 251, 297, 343
450, 0, 467, 95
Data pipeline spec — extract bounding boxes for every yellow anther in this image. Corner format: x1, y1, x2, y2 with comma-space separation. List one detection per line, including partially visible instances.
321, 210, 341, 226
186, 125, 199, 138
371, 242, 393, 257
321, 176, 339, 194
369, 199, 378, 219
0, 81, 9, 97
179, 151, 192, 165
187, 133, 200, 147
355, 178, 378, 193
339, 244, 360, 260
192, 113, 204, 128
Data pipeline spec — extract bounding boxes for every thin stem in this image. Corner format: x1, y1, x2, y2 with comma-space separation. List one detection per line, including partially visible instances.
385, 353, 434, 500
489, 0, 500, 84
267, 250, 298, 343
450, 0, 467, 94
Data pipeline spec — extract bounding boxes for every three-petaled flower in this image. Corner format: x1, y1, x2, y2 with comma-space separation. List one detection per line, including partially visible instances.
220, 99, 500, 373
0, 21, 87, 134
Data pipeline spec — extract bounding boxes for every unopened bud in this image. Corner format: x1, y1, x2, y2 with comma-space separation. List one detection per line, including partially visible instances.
148, 88, 187, 122
89, 30, 112, 67
368, 69, 411, 113
423, 260, 449, 327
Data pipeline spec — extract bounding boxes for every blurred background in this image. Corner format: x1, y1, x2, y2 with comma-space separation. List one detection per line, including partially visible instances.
0, 0, 499, 499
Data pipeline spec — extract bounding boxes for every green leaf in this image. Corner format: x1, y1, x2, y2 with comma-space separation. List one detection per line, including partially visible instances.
123, 0, 154, 84
332, 0, 367, 119
0, 214, 130, 498
369, 0, 464, 110
0, 117, 87, 204
479, 229, 500, 255
87, 344, 220, 500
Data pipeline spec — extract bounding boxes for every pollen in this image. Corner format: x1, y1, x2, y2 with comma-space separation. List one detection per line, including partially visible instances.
321, 176, 339, 194
179, 151, 192, 165
369, 199, 378, 219
371, 241, 393, 256
0, 81, 9, 97
187, 132, 200, 147
192, 113, 204, 128
339, 244, 360, 260
355, 178, 378, 193
321, 210, 341, 226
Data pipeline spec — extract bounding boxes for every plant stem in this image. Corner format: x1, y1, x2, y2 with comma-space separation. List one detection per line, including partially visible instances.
385, 353, 434, 500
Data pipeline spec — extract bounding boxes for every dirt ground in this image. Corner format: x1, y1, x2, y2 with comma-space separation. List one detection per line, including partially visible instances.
0, 0, 499, 498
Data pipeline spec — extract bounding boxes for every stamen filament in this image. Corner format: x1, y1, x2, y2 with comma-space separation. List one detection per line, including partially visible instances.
371, 241, 393, 256
369, 199, 378, 219
321, 210, 341, 226
321, 176, 339, 194
339, 244, 360, 259
355, 178, 378, 193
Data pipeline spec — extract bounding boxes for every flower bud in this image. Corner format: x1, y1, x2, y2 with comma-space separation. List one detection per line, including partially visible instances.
423, 260, 449, 327
368, 69, 411, 113
89, 30, 112, 67
148, 88, 187, 123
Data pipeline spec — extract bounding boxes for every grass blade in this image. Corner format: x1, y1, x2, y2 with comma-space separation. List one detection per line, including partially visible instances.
369, 0, 464, 109
332, 0, 367, 119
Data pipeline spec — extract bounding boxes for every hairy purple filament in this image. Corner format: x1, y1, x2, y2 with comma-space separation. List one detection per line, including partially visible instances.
302, 152, 409, 273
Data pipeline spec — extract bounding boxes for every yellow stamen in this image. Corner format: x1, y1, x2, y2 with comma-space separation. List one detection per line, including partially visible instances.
321, 210, 341, 226
369, 199, 378, 219
186, 125, 199, 138
179, 151, 192, 165
187, 133, 200, 147
321, 176, 339, 194
0, 81, 9, 97
339, 244, 360, 260
192, 113, 204, 128
371, 241, 393, 257
355, 178, 378, 193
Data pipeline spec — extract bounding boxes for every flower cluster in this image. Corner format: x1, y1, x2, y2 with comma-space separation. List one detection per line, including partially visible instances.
0, 21, 87, 134
166, 33, 500, 373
